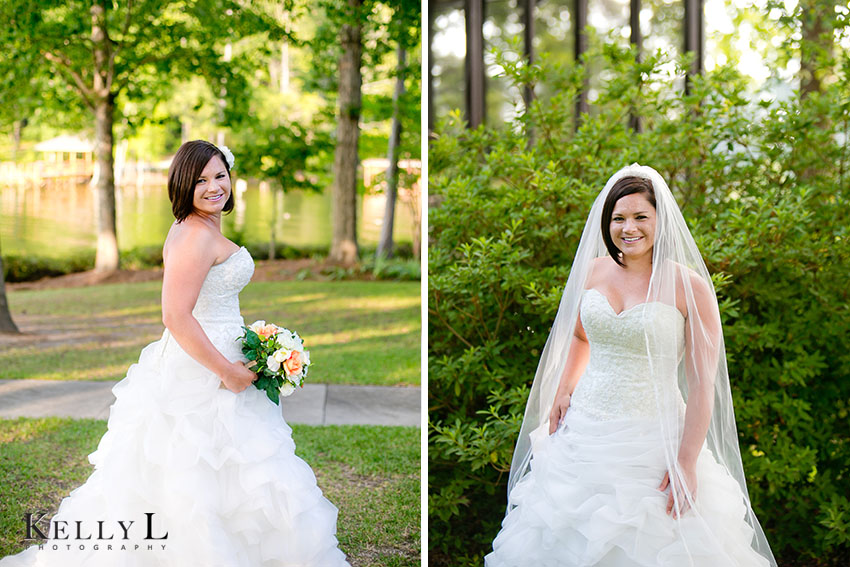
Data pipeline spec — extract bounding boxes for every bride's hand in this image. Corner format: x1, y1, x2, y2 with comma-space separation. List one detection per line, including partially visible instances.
548, 393, 571, 435
658, 462, 698, 518
219, 361, 257, 393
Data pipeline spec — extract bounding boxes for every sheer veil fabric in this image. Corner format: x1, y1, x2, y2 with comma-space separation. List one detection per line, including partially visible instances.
506, 164, 776, 564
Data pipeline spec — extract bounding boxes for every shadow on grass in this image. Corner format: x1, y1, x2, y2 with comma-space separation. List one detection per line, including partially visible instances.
4, 281, 420, 386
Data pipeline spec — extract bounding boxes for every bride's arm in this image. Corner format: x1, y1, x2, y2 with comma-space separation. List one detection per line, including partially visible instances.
547, 318, 590, 434
161, 226, 254, 392
660, 273, 721, 516
678, 274, 722, 468
548, 260, 605, 434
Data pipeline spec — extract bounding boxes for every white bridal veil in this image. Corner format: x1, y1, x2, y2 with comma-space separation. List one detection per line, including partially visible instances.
506, 163, 776, 565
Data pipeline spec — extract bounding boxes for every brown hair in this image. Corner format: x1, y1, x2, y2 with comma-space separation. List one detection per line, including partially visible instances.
167, 140, 234, 222
600, 175, 656, 266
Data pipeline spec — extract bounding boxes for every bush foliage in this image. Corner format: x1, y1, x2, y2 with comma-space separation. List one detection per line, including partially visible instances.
2, 242, 417, 283
428, 41, 850, 566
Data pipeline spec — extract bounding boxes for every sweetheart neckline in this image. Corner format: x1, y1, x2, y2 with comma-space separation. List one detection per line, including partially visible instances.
211, 246, 247, 268
584, 288, 684, 320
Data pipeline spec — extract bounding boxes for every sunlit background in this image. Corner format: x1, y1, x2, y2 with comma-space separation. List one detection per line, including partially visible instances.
430, 0, 850, 126
0, 2, 421, 262
0, 172, 415, 258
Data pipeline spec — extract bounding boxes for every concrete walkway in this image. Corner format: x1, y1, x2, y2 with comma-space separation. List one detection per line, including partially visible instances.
0, 380, 421, 427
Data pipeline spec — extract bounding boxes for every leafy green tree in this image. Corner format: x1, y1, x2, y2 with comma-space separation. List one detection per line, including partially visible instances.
0, 0, 289, 271
322, 0, 367, 264
797, 0, 838, 97
377, 0, 420, 259
308, 0, 418, 264
374, 45, 405, 259
709, 0, 845, 100
236, 120, 333, 195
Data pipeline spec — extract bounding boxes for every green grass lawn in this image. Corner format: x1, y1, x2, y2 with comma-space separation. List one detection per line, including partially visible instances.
1, 280, 419, 386
0, 418, 419, 567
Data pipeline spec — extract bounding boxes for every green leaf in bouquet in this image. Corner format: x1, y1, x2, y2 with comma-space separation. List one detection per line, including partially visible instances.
267, 387, 280, 405
245, 330, 261, 348
255, 375, 271, 390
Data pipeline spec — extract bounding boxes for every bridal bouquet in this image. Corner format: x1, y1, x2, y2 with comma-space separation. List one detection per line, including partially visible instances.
237, 320, 311, 404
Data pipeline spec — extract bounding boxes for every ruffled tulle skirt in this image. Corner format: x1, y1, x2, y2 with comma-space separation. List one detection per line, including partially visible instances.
0, 323, 350, 567
485, 407, 770, 567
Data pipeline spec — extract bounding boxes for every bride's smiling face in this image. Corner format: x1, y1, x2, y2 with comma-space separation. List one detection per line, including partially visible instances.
610, 193, 656, 260
192, 155, 231, 216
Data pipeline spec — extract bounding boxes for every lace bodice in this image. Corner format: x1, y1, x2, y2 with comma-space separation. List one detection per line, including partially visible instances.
569, 288, 685, 421
161, 246, 254, 363
192, 246, 254, 322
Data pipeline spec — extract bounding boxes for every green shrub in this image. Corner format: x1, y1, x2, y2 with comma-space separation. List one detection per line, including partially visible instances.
2, 253, 94, 282
428, 41, 850, 566
363, 256, 421, 281
317, 257, 421, 281
360, 242, 417, 260
118, 245, 163, 270
244, 242, 330, 260
2, 242, 419, 283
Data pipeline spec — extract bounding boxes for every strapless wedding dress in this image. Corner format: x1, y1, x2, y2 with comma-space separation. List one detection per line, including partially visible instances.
485, 288, 770, 567
0, 247, 350, 567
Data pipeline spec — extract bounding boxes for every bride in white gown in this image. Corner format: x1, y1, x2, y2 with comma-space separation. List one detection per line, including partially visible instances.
0, 140, 350, 567
485, 164, 776, 566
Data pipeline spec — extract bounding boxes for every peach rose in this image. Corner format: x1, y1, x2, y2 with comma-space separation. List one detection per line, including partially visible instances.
283, 351, 302, 376
257, 324, 279, 340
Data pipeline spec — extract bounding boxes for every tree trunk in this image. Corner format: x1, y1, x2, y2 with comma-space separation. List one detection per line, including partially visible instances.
412, 213, 420, 260
92, 1, 119, 272
329, 0, 362, 265
376, 46, 406, 260
12, 118, 26, 162
799, 0, 830, 99
0, 238, 20, 333
93, 97, 118, 272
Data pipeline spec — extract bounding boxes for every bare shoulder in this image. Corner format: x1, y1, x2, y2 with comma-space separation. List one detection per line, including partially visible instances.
585, 256, 616, 288
668, 262, 717, 320
163, 220, 217, 268
688, 271, 716, 313
670, 262, 713, 296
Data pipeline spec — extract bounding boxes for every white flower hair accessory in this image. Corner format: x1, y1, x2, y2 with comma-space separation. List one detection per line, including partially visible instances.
217, 145, 235, 169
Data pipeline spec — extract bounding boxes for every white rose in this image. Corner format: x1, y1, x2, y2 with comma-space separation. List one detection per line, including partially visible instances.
279, 381, 296, 397
266, 355, 281, 372
279, 333, 298, 351
273, 348, 290, 363
291, 332, 304, 347
300, 350, 311, 366
249, 320, 266, 333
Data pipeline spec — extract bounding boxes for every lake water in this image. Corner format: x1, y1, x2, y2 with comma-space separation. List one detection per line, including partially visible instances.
0, 179, 415, 258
